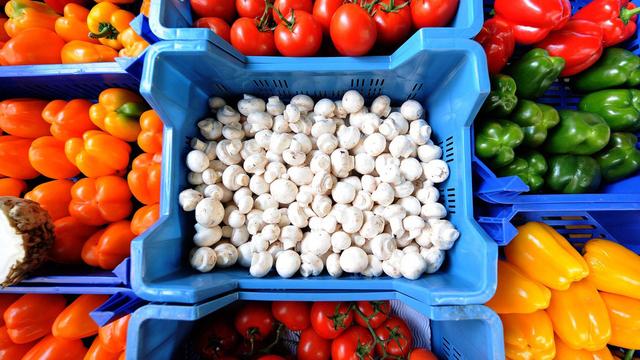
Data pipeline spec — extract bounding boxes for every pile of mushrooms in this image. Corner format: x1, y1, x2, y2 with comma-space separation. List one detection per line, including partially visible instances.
179, 90, 460, 280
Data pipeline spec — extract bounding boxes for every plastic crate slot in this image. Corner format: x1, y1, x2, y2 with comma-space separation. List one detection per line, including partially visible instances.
453, 348, 463, 360
442, 336, 451, 355
408, 83, 424, 99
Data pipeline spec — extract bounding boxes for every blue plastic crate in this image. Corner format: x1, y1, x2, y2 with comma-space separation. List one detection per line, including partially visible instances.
126, 291, 504, 360
473, 0, 640, 206
144, 0, 483, 58
0, 68, 141, 293
132, 37, 497, 305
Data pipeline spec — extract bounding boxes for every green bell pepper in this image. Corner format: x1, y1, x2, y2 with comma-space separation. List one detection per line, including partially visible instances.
481, 74, 518, 117
510, 100, 560, 147
546, 155, 602, 194
498, 151, 548, 192
578, 89, 640, 132
596, 132, 640, 182
506, 48, 565, 100
544, 110, 611, 155
572, 48, 640, 93
475, 119, 524, 168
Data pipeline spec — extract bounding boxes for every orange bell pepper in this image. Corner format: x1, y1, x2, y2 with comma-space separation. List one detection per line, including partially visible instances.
52, 294, 109, 339
95, 220, 135, 270
505, 222, 589, 290
87, 2, 134, 50
21, 335, 87, 360
61, 40, 118, 64
64, 130, 131, 177
55, 3, 98, 43
583, 239, 640, 300
98, 314, 129, 353
95, 0, 135, 4
0, 136, 38, 179
600, 292, 640, 350
0, 99, 50, 139
118, 27, 148, 58
81, 228, 105, 267
51, 216, 99, 263
89, 88, 148, 142
0, 295, 19, 326
29, 136, 80, 179
131, 203, 159, 235
140, 0, 150, 16
0, 178, 26, 197
69, 176, 132, 226
0, 326, 34, 360
24, 179, 73, 221
119, 351, 125, 360
0, 28, 65, 65
85, 335, 121, 360
3, 294, 66, 344
486, 260, 551, 314
501, 310, 555, 360
3, 0, 59, 38
554, 336, 613, 360
138, 109, 163, 154
0, 18, 9, 43
128, 153, 161, 205
42, 99, 98, 141
547, 279, 611, 351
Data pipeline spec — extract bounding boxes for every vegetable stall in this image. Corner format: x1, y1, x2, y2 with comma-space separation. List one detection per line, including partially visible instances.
0, 0, 638, 357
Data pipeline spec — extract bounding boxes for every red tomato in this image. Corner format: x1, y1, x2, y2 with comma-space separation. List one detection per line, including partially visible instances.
195, 317, 239, 359
191, 0, 236, 23
274, 10, 322, 56
374, 0, 412, 47
374, 317, 413, 357
331, 326, 374, 360
410, 0, 459, 29
273, 0, 312, 23
354, 301, 390, 329
312, 0, 343, 34
236, 0, 266, 18
234, 302, 275, 340
297, 328, 331, 360
330, 4, 377, 56
271, 301, 310, 331
310, 302, 354, 340
194, 17, 231, 42
409, 348, 438, 360
230, 17, 277, 55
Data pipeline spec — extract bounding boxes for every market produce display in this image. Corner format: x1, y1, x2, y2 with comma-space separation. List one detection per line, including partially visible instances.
487, 221, 640, 359
189, 0, 459, 56
187, 300, 437, 359
0, 0, 149, 65
0, 90, 163, 285
0, 293, 130, 359
179, 91, 458, 280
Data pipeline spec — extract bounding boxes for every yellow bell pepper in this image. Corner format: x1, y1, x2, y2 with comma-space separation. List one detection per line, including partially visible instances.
583, 239, 640, 300
505, 222, 589, 290
486, 260, 551, 314
89, 88, 148, 142
599, 292, 640, 350
118, 27, 149, 58
87, 2, 135, 50
501, 311, 555, 360
547, 279, 611, 351
554, 336, 613, 360
4, 0, 59, 38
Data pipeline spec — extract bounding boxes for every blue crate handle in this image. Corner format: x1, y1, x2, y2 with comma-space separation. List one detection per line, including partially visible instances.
90, 291, 146, 327
130, 14, 161, 44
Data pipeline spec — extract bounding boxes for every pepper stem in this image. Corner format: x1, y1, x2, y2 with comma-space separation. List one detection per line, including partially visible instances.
89, 22, 119, 40
624, 349, 635, 360
620, 6, 640, 24
116, 102, 148, 118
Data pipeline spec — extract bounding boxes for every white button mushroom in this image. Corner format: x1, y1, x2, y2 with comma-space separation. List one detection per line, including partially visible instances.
246, 112, 273, 135
233, 188, 254, 214
270, 178, 298, 204
255, 129, 273, 149
317, 133, 339, 155
186, 150, 210, 173
430, 219, 460, 250
339, 246, 368, 273
222, 165, 250, 191
296, 185, 314, 205
275, 250, 301, 278
416, 185, 440, 204
326, 253, 342, 277
400, 158, 422, 181
362, 133, 386, 157
331, 182, 356, 204
198, 119, 223, 140
383, 204, 406, 237
400, 100, 424, 121
231, 226, 250, 247
301, 231, 331, 256
214, 243, 238, 268
250, 251, 273, 277
359, 113, 381, 135
280, 225, 303, 250
424, 159, 450, 183
311, 120, 337, 138
287, 166, 314, 186
273, 115, 290, 133
288, 202, 309, 228
179, 189, 203, 211
354, 153, 375, 175
311, 171, 335, 195
372, 182, 394, 206
403, 215, 426, 240
292, 133, 313, 153
421, 246, 445, 274
331, 231, 351, 253
194, 224, 223, 247
417, 143, 443, 162
282, 149, 307, 166
314, 98, 336, 117
362, 255, 383, 277
249, 174, 270, 195
237, 95, 266, 116
397, 196, 421, 216
246, 210, 266, 235
389, 135, 416, 159
400, 252, 427, 280
262, 207, 281, 224
237, 242, 253, 267
360, 175, 378, 193
267, 96, 285, 115
421, 202, 447, 219
291, 94, 314, 113
310, 151, 331, 174
341, 90, 364, 114
369, 233, 397, 261
255, 194, 279, 210
216, 139, 242, 165
375, 155, 402, 185
382, 249, 404, 278
352, 191, 374, 211
336, 125, 361, 150
190, 247, 217, 272
340, 206, 364, 234
222, 122, 245, 140
216, 105, 241, 124
195, 198, 224, 227
371, 95, 391, 117
300, 253, 324, 277
359, 212, 384, 239
208, 96, 225, 110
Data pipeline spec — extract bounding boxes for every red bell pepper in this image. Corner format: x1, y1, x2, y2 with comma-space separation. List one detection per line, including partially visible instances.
0, 295, 18, 326
3, 294, 66, 344
494, 0, 571, 44
476, 17, 515, 74
537, 19, 604, 76
52, 295, 109, 340
0, 326, 34, 360
573, 0, 640, 47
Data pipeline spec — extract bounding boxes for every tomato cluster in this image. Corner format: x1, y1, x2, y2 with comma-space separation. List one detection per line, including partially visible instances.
190, 0, 459, 56
194, 300, 439, 360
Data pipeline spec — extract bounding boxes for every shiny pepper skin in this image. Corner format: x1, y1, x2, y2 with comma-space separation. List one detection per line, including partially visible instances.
24, 179, 74, 221
583, 238, 640, 300
0, 99, 49, 138
127, 152, 161, 205
61, 40, 118, 64
87, 2, 135, 50
131, 203, 160, 235
0, 178, 27, 197
98, 314, 130, 353
0, 136, 38, 179
42, 99, 98, 141
501, 311, 555, 360
89, 88, 148, 142
137, 110, 163, 154
69, 176, 133, 226
0, 325, 35, 360
52, 295, 109, 340
4, 0, 59, 38
29, 136, 80, 179
94, 220, 136, 270
55, 3, 98, 43
486, 260, 551, 314
21, 334, 87, 360
0, 28, 65, 65
50, 216, 100, 264
554, 336, 613, 360
3, 294, 66, 344
65, 130, 131, 178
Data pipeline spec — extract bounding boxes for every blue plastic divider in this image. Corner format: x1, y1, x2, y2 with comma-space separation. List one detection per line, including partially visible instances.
127, 291, 504, 360
133, 37, 497, 305
0, 67, 140, 293
145, 0, 483, 55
